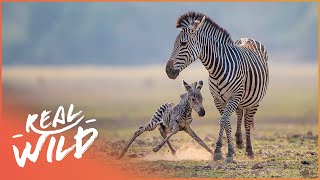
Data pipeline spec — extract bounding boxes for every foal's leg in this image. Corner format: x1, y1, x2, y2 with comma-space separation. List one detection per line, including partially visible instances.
235, 108, 244, 149
117, 126, 146, 159
159, 126, 176, 155
244, 105, 258, 159
117, 120, 160, 159
153, 127, 179, 153
184, 125, 214, 155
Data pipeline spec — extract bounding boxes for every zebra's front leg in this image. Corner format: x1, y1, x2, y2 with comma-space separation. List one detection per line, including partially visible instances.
244, 105, 258, 159
214, 94, 242, 163
225, 119, 235, 163
235, 108, 244, 149
184, 125, 214, 155
153, 128, 179, 153
214, 115, 236, 162
212, 98, 225, 161
159, 126, 176, 155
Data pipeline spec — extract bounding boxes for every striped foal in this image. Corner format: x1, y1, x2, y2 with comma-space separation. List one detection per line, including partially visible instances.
117, 80, 213, 159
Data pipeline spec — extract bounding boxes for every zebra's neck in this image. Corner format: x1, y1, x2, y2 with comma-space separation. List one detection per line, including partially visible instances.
198, 35, 240, 79
179, 93, 192, 115
199, 22, 233, 45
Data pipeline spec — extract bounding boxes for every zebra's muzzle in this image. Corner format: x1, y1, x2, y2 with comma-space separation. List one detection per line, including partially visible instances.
198, 108, 205, 117
166, 60, 180, 79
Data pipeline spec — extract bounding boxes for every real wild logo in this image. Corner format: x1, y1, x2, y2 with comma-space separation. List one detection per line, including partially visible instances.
11, 104, 98, 167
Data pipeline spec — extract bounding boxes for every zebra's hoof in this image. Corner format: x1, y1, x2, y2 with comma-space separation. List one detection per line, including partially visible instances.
213, 152, 223, 161
171, 150, 176, 156
225, 156, 234, 163
153, 146, 161, 152
116, 155, 123, 160
236, 143, 244, 149
246, 153, 255, 159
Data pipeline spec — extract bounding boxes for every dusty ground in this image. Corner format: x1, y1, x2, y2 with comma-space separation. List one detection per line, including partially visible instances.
86, 124, 318, 178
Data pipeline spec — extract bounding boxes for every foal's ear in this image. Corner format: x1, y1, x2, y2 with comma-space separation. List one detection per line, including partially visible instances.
182, 80, 191, 91
196, 80, 203, 90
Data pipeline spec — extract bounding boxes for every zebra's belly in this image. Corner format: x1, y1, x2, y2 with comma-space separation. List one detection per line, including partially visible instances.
209, 88, 232, 103
239, 61, 269, 108
208, 78, 234, 103
239, 83, 268, 108
162, 119, 190, 132
209, 84, 267, 109
208, 73, 268, 108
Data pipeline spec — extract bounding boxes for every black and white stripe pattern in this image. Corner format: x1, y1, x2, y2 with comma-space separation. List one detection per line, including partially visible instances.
117, 80, 213, 159
166, 12, 269, 162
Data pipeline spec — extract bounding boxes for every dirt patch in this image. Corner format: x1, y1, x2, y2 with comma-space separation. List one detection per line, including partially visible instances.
143, 142, 212, 161
86, 126, 318, 178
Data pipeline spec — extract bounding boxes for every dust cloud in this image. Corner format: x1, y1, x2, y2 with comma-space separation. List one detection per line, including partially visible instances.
143, 142, 212, 161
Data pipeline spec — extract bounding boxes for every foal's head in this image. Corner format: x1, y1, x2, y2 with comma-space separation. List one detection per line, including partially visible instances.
182, 80, 205, 117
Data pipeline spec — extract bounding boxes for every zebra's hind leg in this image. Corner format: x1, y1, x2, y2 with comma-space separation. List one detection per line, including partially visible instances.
235, 108, 244, 149
117, 126, 146, 159
244, 105, 259, 159
153, 127, 179, 153
159, 126, 176, 155
118, 116, 161, 159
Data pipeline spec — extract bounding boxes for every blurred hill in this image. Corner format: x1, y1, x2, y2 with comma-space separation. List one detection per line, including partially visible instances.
3, 2, 318, 65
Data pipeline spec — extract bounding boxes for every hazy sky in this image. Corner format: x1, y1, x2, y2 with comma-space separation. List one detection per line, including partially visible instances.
3, 2, 318, 65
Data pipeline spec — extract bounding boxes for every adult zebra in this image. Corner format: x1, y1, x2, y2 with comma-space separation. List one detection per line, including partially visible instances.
165, 12, 269, 163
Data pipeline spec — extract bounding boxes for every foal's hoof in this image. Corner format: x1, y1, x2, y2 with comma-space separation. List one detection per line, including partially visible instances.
116, 155, 123, 160
153, 146, 161, 152
225, 156, 234, 163
213, 152, 223, 161
236, 143, 244, 149
246, 153, 255, 159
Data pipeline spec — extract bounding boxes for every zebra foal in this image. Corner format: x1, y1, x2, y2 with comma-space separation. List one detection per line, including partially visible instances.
117, 80, 213, 159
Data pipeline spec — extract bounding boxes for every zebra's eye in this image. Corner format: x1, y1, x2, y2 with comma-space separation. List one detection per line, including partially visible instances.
181, 41, 187, 46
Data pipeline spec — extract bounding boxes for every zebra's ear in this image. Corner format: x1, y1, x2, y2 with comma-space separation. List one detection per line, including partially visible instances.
191, 16, 206, 31
182, 80, 191, 91
196, 80, 203, 90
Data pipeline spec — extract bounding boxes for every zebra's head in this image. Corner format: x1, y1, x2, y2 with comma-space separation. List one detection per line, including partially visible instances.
166, 12, 206, 79
182, 80, 205, 117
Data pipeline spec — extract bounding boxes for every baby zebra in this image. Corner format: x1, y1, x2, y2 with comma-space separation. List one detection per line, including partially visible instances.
117, 80, 214, 159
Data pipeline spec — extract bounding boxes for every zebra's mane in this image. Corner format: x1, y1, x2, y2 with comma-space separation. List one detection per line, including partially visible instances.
176, 11, 233, 43
179, 93, 188, 101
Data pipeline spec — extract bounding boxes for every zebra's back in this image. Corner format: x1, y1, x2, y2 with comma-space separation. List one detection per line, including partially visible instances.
144, 103, 174, 131
235, 38, 268, 62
